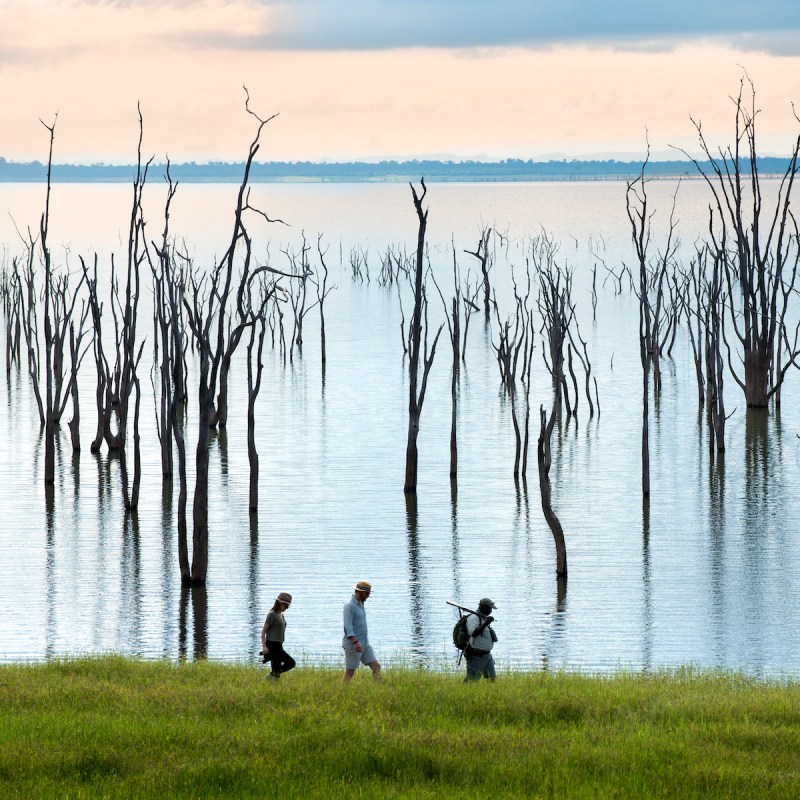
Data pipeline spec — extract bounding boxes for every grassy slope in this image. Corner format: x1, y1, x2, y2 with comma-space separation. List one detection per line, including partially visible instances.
1, 657, 799, 798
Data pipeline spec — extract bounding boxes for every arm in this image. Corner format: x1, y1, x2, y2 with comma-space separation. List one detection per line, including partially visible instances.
343, 603, 364, 652
261, 613, 271, 651
343, 603, 355, 639
466, 613, 494, 638
475, 615, 494, 636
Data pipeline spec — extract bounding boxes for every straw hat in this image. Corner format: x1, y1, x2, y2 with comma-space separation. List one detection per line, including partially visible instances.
276, 592, 292, 606
354, 581, 372, 593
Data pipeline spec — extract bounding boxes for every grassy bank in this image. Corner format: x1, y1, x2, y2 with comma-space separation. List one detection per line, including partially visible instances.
1, 657, 799, 798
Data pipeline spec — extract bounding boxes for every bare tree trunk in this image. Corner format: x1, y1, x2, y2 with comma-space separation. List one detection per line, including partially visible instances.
641, 357, 650, 495
41, 122, 56, 486
183, 90, 281, 584
191, 372, 212, 583
627, 146, 679, 496
147, 175, 179, 480
313, 236, 335, 370
247, 323, 261, 512
165, 255, 190, 584
433, 246, 461, 479
404, 178, 443, 493
538, 405, 567, 577
18, 117, 87, 486
465, 226, 493, 320
246, 287, 272, 512
67, 320, 86, 452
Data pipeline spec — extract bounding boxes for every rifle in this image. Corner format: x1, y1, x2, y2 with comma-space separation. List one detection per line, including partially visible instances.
446, 600, 491, 618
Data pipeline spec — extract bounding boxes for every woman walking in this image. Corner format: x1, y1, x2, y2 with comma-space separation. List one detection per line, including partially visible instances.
261, 592, 296, 680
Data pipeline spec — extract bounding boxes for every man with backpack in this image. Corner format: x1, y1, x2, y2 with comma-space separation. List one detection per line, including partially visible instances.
464, 598, 497, 681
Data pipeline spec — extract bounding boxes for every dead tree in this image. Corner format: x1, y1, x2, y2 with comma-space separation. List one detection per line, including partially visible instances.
182, 91, 280, 584
65, 296, 91, 452
245, 274, 284, 512
1, 266, 22, 374
460, 271, 481, 363
147, 166, 180, 480
165, 246, 191, 583
534, 239, 575, 419
404, 178, 444, 493
80, 255, 112, 453
14, 117, 89, 485
379, 244, 410, 286
493, 268, 535, 477
626, 148, 680, 496
704, 245, 728, 454
432, 242, 463, 478
464, 226, 493, 319
538, 401, 567, 578
75, 109, 149, 510
566, 327, 598, 419
208, 191, 286, 433
681, 249, 707, 409
311, 235, 336, 370
677, 75, 800, 407
115, 108, 150, 511
284, 233, 312, 358
349, 244, 370, 282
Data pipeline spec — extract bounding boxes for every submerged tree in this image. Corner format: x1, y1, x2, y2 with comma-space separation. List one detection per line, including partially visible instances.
678, 76, 800, 408
14, 117, 90, 486
433, 241, 463, 479
627, 147, 680, 496
492, 266, 534, 478
182, 91, 282, 584
464, 225, 493, 320
538, 402, 567, 578
404, 178, 443, 493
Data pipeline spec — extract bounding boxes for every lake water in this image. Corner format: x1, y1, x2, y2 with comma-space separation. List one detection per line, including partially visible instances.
2, 179, 800, 676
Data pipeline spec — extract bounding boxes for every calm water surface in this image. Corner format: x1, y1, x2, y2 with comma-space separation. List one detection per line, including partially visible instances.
2, 180, 800, 675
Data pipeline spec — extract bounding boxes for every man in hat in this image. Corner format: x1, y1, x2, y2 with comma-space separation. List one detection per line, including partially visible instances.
464, 597, 497, 681
342, 580, 382, 682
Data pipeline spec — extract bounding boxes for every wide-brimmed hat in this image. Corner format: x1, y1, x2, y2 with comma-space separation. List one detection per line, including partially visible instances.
276, 592, 292, 606
478, 597, 496, 609
354, 581, 372, 593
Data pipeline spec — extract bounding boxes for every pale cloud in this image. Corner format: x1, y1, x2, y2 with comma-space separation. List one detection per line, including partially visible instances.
240, 0, 800, 55
0, 0, 271, 66
3, 1, 799, 60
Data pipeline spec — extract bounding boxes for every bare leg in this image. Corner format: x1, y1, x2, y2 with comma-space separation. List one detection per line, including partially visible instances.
343, 668, 356, 683
367, 660, 382, 682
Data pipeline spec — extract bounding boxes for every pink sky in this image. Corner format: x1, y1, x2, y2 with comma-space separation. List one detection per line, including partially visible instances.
2, 1, 800, 164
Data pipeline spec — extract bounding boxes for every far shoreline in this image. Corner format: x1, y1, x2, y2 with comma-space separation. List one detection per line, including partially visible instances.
0, 155, 791, 184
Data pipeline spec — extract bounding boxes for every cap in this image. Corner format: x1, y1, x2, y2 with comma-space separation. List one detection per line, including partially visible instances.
354, 581, 372, 593
478, 597, 496, 609
276, 592, 292, 605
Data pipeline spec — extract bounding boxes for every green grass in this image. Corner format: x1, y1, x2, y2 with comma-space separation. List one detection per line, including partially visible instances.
1, 657, 799, 798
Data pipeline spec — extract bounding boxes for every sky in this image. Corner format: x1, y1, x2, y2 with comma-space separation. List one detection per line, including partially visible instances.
2, 0, 800, 164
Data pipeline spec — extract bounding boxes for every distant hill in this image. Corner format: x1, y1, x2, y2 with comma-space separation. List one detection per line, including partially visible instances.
0, 156, 794, 183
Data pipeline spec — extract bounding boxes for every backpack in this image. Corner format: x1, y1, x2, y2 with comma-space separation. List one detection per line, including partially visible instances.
453, 615, 470, 650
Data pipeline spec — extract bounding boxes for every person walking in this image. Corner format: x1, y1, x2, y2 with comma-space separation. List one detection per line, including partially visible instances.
342, 580, 382, 682
261, 592, 296, 680
464, 597, 497, 682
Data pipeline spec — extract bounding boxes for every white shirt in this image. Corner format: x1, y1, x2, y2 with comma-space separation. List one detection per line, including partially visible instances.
466, 613, 494, 652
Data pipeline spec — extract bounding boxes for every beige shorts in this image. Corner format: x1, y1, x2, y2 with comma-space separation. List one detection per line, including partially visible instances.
342, 638, 377, 670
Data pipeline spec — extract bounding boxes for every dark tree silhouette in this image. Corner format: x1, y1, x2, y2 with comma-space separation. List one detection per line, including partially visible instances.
677, 76, 800, 408
404, 178, 443, 493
